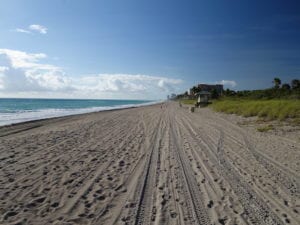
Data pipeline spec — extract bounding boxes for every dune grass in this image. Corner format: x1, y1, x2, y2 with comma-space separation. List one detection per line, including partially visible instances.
211, 99, 300, 121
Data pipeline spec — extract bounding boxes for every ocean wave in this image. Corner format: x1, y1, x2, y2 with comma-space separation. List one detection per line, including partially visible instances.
0, 100, 162, 126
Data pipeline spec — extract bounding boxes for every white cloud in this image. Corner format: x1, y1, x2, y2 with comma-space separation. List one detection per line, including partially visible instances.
218, 80, 237, 88
0, 49, 71, 92
0, 49, 182, 99
13, 24, 47, 34
75, 74, 181, 94
15, 28, 31, 34
0, 75, 4, 89
29, 24, 47, 34
0, 66, 9, 72
0, 67, 9, 89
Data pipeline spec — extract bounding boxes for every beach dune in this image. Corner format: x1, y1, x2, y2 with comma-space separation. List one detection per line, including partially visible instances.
0, 102, 299, 225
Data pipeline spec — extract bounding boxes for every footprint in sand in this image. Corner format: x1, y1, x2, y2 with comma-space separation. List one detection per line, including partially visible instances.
207, 200, 214, 208
97, 195, 106, 201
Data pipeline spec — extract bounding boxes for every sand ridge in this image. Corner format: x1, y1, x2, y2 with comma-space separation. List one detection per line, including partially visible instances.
0, 102, 299, 225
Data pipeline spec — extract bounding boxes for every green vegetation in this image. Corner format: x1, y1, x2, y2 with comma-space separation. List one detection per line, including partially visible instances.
211, 99, 300, 120
257, 124, 274, 132
179, 99, 197, 105
223, 78, 300, 100
174, 77, 300, 122
210, 78, 300, 122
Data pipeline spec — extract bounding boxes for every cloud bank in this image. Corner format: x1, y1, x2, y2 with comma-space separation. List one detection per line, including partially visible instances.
0, 49, 182, 99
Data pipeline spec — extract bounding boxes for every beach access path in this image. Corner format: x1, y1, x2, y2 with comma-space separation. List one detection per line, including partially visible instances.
0, 101, 299, 225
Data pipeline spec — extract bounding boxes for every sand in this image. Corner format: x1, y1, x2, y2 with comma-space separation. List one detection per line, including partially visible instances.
0, 102, 299, 225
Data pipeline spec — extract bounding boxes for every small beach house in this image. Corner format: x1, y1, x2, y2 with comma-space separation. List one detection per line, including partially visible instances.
197, 91, 211, 106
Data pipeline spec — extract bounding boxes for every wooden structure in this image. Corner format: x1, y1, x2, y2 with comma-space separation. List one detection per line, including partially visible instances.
196, 91, 211, 107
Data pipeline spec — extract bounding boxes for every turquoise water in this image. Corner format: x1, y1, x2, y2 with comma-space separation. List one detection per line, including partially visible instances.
0, 98, 156, 126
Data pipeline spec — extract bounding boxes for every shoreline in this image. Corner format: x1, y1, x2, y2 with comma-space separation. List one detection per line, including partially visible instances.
0, 100, 163, 128
0, 102, 161, 138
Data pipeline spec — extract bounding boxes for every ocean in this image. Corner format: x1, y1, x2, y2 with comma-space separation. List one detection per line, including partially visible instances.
0, 98, 157, 126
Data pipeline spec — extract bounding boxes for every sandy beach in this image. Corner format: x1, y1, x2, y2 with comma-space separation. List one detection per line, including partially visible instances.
0, 102, 299, 225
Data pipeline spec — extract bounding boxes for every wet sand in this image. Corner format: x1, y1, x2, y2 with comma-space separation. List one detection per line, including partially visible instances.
0, 102, 299, 225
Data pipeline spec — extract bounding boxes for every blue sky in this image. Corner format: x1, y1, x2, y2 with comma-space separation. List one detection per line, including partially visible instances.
0, 0, 299, 99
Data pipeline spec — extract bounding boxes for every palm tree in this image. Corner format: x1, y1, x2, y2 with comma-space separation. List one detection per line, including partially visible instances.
272, 77, 281, 89
291, 79, 300, 90
281, 83, 291, 90
190, 86, 201, 96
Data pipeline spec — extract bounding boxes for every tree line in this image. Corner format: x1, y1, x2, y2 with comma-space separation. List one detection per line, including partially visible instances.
224, 78, 300, 99
174, 78, 300, 100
